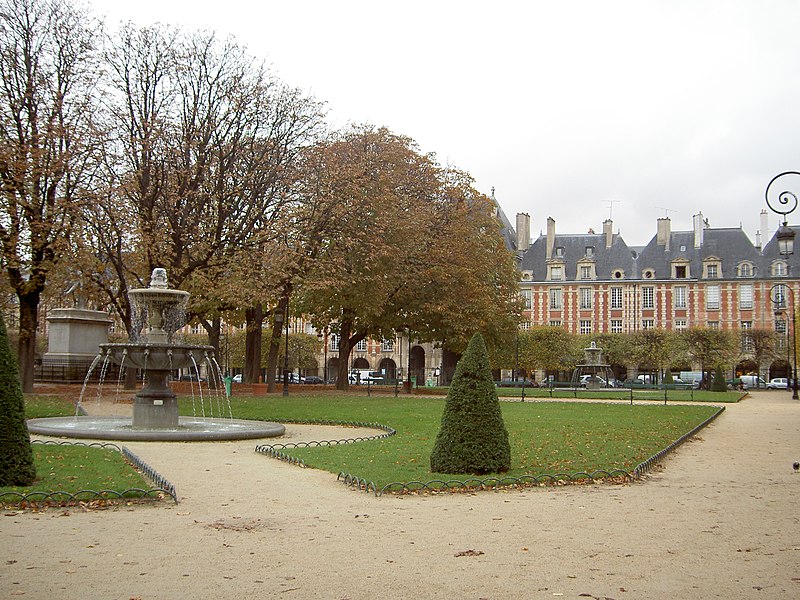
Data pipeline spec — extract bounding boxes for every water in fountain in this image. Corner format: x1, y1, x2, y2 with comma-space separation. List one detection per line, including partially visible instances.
27, 268, 284, 441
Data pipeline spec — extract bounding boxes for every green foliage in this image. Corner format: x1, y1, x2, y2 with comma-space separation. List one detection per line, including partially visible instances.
712, 365, 728, 392
663, 369, 674, 384
0, 313, 36, 486
680, 327, 739, 372
518, 326, 582, 374
429, 333, 511, 475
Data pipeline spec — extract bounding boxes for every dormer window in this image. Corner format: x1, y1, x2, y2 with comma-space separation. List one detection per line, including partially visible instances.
555, 247, 564, 257
702, 258, 722, 279
773, 261, 787, 277
577, 259, 596, 281
549, 265, 563, 281
671, 259, 690, 279
612, 269, 625, 279
585, 246, 594, 257
643, 269, 655, 279
738, 262, 753, 277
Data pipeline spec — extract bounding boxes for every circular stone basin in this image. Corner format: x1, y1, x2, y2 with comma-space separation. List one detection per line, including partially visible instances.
26, 416, 285, 442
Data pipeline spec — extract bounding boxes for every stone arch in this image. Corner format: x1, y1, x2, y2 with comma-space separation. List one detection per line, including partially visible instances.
770, 358, 790, 380
410, 345, 425, 386
735, 359, 757, 378
327, 357, 340, 383
378, 357, 397, 380
352, 356, 370, 370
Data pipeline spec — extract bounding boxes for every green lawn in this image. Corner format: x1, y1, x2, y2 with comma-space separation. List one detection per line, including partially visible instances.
0, 444, 152, 501
214, 394, 720, 487
1, 395, 151, 505
12, 392, 720, 500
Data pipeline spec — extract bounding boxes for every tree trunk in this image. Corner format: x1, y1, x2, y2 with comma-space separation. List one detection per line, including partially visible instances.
16, 293, 40, 393
334, 319, 356, 391
244, 304, 263, 384
203, 316, 222, 388
266, 296, 287, 393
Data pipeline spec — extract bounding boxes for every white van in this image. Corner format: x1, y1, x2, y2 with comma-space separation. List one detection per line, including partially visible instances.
349, 369, 383, 384
739, 375, 767, 388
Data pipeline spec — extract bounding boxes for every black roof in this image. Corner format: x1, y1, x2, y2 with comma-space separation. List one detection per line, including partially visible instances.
513, 220, 800, 282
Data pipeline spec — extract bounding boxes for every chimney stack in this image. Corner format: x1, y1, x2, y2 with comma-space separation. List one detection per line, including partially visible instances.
515, 213, 530, 252
546, 217, 556, 260
693, 212, 704, 248
760, 209, 769, 243
657, 217, 671, 250
603, 219, 613, 248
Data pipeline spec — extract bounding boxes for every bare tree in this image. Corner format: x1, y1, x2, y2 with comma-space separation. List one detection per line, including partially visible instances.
82, 25, 323, 364
0, 0, 100, 390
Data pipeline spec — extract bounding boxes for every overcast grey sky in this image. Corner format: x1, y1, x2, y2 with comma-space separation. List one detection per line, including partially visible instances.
92, 0, 800, 246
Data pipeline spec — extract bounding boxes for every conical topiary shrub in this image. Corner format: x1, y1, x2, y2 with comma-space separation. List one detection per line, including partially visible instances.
712, 364, 728, 392
0, 311, 36, 486
430, 333, 511, 475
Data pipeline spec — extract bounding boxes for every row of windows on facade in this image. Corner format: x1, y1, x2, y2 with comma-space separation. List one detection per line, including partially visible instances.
520, 283, 788, 312
518, 318, 787, 341
527, 260, 784, 282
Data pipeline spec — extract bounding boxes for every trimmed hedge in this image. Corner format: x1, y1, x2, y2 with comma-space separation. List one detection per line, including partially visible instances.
430, 333, 511, 475
0, 312, 36, 486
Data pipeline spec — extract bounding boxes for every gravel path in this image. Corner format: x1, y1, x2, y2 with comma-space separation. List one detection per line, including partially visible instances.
2, 391, 798, 599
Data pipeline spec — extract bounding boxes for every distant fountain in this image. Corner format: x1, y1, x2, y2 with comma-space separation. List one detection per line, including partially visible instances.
570, 341, 616, 389
27, 268, 284, 441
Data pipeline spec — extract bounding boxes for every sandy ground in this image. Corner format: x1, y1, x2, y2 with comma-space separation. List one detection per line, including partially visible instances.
2, 391, 799, 599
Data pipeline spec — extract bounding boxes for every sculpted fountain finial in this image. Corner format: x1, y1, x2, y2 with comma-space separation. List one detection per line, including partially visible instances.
149, 268, 169, 289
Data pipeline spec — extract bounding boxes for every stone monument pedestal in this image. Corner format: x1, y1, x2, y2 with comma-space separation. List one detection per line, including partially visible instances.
43, 308, 112, 380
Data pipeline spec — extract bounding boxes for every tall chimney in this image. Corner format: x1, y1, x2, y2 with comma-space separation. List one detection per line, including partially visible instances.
657, 217, 671, 250
760, 209, 769, 243
603, 219, 613, 249
515, 213, 530, 252
693, 212, 704, 248
546, 217, 556, 260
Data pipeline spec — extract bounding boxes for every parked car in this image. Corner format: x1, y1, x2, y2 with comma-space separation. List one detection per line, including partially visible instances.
303, 375, 324, 385
179, 373, 205, 382
232, 374, 242, 383
579, 374, 615, 387
767, 377, 789, 389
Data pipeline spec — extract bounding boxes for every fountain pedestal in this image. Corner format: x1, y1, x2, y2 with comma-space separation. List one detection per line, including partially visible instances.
133, 370, 179, 429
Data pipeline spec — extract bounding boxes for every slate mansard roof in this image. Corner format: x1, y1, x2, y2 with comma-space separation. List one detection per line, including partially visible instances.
509, 217, 799, 283
518, 231, 636, 281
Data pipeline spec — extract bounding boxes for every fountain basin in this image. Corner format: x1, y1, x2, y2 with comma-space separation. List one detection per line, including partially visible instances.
27, 416, 286, 442
99, 343, 214, 371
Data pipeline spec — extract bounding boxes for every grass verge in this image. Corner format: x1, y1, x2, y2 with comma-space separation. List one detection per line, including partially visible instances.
216, 394, 719, 487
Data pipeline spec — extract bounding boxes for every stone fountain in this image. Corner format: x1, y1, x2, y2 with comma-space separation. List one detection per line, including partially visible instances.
27, 268, 285, 441
570, 341, 616, 389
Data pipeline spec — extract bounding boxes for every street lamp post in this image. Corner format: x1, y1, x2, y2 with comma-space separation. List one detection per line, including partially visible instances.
771, 284, 798, 399
283, 300, 289, 397
766, 172, 799, 399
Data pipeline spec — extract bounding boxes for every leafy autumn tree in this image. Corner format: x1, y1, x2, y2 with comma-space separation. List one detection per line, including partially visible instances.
744, 328, 780, 378
679, 327, 739, 386
430, 333, 510, 475
628, 329, 678, 381
517, 326, 581, 379
0, 0, 101, 390
0, 311, 35, 486
295, 125, 521, 389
